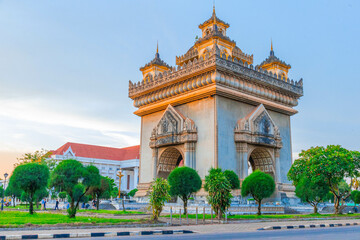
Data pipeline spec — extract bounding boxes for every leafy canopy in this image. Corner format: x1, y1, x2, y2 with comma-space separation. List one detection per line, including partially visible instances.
224, 170, 240, 190
51, 159, 100, 217
288, 145, 360, 214
204, 168, 232, 218
241, 170, 275, 215
168, 166, 202, 214
10, 163, 50, 214
149, 178, 171, 221
295, 176, 329, 213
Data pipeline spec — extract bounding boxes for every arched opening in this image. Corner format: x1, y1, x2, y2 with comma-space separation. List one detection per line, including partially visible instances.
157, 147, 183, 179
248, 148, 275, 178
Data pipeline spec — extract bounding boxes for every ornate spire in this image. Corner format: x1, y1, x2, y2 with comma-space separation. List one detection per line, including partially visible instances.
270, 39, 274, 56
156, 41, 159, 54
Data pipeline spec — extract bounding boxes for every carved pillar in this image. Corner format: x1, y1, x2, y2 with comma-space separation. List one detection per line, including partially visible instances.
236, 142, 248, 179
184, 142, 196, 169
275, 148, 281, 183
152, 148, 158, 179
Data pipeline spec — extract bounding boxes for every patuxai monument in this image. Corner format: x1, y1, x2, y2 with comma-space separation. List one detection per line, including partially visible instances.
129, 8, 303, 201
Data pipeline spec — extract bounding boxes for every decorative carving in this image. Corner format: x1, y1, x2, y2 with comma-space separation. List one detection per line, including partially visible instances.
234, 104, 282, 149
150, 105, 197, 148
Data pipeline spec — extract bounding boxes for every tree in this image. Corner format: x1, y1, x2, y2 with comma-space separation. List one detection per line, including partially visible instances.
10, 163, 50, 214
241, 170, 275, 215
168, 166, 202, 214
288, 146, 360, 214
204, 168, 232, 219
58, 191, 67, 201
16, 149, 56, 171
88, 176, 114, 210
351, 190, 360, 209
295, 177, 329, 214
128, 188, 138, 198
50, 159, 100, 218
224, 170, 240, 190
5, 179, 23, 207
149, 178, 171, 221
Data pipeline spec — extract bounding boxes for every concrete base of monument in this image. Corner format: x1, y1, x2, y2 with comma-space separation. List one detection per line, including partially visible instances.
134, 181, 298, 205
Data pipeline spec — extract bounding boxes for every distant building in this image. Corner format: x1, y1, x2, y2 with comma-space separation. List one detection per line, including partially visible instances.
50, 142, 140, 192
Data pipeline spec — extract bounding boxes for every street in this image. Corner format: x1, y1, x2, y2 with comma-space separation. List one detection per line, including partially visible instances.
54, 226, 360, 240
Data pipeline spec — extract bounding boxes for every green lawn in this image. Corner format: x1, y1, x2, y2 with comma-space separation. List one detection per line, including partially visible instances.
163, 213, 360, 219
6, 205, 41, 210
0, 211, 139, 227
78, 209, 145, 215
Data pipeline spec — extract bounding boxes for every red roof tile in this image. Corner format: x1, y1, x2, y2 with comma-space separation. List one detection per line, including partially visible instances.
52, 142, 140, 161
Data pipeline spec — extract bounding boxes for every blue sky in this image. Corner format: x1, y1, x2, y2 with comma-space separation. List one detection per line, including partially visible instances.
0, 0, 359, 176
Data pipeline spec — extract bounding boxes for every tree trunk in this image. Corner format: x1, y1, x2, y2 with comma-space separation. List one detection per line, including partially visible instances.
183, 198, 188, 215
96, 197, 100, 211
12, 197, 15, 207
68, 199, 76, 218
313, 204, 318, 214
29, 193, 34, 215
334, 195, 342, 214
122, 197, 125, 212
257, 199, 262, 216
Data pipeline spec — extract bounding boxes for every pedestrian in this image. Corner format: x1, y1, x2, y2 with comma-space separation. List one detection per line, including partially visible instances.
54, 199, 59, 210
44, 199, 47, 210
41, 199, 45, 210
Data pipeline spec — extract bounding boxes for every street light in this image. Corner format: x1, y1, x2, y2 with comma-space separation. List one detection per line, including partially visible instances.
1, 173, 8, 211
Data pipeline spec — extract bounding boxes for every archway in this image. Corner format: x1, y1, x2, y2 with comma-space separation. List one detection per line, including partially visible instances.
157, 147, 183, 179
248, 148, 275, 178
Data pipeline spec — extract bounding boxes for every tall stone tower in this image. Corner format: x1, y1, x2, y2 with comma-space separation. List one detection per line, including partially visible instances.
129, 9, 303, 200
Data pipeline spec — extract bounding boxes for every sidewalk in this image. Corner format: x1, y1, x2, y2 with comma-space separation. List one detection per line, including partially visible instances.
1, 218, 360, 236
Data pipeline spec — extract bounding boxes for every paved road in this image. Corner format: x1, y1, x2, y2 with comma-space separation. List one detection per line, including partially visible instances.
56, 225, 360, 240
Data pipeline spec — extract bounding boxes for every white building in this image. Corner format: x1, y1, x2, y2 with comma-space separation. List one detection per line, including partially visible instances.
50, 142, 140, 192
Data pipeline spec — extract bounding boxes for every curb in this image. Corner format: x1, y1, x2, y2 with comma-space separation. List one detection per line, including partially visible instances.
0, 230, 194, 239
258, 222, 359, 230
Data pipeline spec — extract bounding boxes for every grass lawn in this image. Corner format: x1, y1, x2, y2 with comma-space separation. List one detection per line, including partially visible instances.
6, 205, 41, 210
0, 211, 140, 227
163, 213, 360, 219
78, 209, 145, 215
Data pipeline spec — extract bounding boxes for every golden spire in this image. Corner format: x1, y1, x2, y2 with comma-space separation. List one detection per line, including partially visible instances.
271, 39, 273, 51
156, 41, 159, 54
213, 1, 215, 15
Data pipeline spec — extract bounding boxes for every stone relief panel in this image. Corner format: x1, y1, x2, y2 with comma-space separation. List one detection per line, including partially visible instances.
150, 105, 197, 148
234, 104, 282, 148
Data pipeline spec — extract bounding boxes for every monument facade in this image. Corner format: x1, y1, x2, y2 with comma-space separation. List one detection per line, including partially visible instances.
129, 8, 303, 200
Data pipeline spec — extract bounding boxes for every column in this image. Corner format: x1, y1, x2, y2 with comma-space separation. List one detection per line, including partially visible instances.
236, 142, 248, 180
152, 148, 158, 179
184, 142, 196, 169
133, 167, 139, 188
275, 149, 281, 183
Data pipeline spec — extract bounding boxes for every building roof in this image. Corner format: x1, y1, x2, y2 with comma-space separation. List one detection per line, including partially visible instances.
198, 6, 230, 29
139, 44, 171, 71
51, 142, 140, 161
258, 42, 291, 69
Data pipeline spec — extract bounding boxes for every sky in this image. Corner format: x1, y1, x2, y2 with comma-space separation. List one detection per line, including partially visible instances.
0, 0, 359, 177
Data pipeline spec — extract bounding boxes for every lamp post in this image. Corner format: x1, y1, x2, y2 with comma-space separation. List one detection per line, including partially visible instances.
1, 173, 8, 211
116, 169, 125, 211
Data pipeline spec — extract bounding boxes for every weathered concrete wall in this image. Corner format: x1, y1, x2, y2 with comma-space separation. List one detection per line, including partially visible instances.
216, 96, 293, 184
175, 97, 215, 178
216, 96, 254, 171
139, 97, 215, 183
267, 110, 292, 184
139, 110, 163, 184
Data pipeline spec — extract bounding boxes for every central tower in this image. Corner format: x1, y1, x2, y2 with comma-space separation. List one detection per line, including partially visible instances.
129, 9, 303, 200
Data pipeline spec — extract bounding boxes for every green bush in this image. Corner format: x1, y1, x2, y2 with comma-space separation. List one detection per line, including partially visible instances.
149, 178, 171, 221
168, 166, 202, 214
204, 168, 232, 219
128, 188, 138, 198
241, 170, 275, 215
